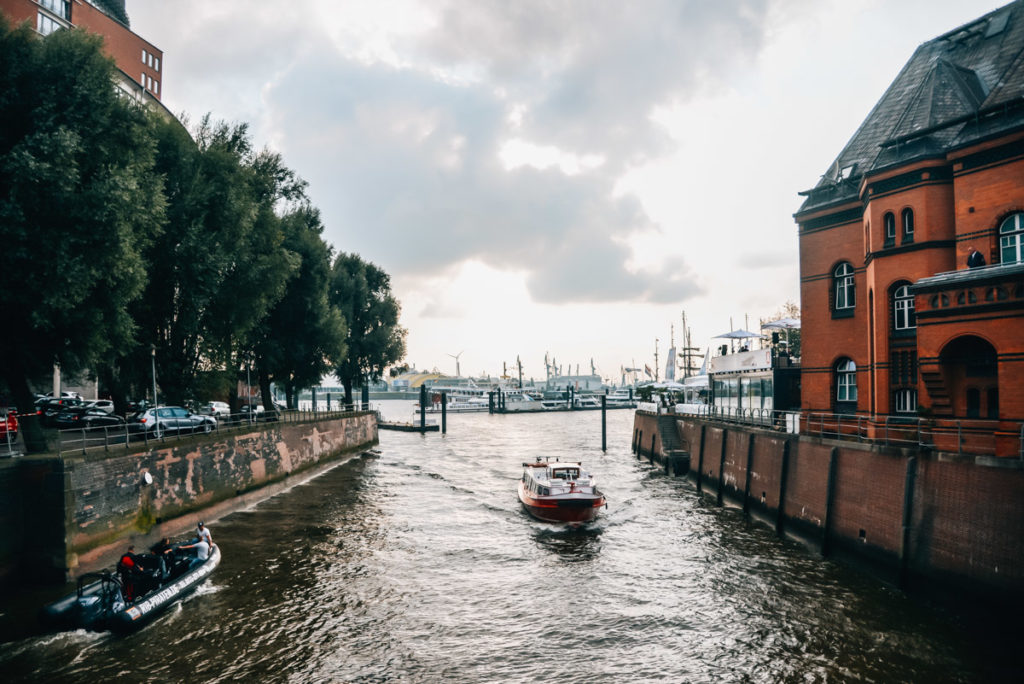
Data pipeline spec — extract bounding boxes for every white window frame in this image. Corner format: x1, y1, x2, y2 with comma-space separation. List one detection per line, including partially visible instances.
902, 208, 914, 240
836, 359, 857, 402
884, 212, 896, 241
894, 285, 915, 330
834, 263, 855, 310
895, 389, 917, 414
1000, 213, 1024, 264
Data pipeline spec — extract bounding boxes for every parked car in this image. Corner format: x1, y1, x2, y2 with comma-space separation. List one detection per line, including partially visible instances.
54, 407, 126, 431
1, 408, 18, 445
240, 404, 279, 423
82, 399, 115, 414
128, 406, 217, 439
200, 401, 230, 419
35, 397, 85, 426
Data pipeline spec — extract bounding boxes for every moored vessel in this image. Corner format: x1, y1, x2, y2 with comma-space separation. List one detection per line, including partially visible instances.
518, 458, 606, 524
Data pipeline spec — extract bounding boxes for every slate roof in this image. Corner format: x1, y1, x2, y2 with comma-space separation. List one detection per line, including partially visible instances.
86, 0, 129, 28
798, 1, 1024, 214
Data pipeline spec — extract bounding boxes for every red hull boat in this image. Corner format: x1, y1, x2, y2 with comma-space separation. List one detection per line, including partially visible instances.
518, 458, 606, 524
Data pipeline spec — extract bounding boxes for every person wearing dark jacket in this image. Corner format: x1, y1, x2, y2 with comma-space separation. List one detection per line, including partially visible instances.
967, 246, 986, 268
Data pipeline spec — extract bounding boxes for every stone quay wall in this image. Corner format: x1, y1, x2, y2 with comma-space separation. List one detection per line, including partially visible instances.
1, 412, 378, 584
632, 410, 1024, 604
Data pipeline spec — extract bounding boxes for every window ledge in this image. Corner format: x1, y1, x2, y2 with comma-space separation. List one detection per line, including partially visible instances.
832, 308, 855, 319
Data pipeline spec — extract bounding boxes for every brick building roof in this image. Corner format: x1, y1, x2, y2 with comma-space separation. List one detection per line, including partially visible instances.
799, 0, 1024, 213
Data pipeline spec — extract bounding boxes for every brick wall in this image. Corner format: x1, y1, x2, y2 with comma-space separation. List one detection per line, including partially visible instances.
4, 413, 378, 583
634, 411, 1024, 600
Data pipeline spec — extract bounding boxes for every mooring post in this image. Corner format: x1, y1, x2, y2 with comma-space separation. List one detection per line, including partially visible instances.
419, 385, 426, 431
775, 439, 790, 537
898, 455, 918, 589
742, 434, 755, 518
696, 424, 706, 493
636, 430, 643, 459
601, 395, 607, 451
488, 391, 494, 414
441, 392, 447, 434
716, 429, 728, 506
821, 447, 839, 557
650, 434, 656, 463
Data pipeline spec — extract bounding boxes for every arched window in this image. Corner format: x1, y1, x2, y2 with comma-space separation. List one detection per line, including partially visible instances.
894, 284, 915, 330
836, 359, 857, 403
883, 212, 896, 246
833, 263, 855, 313
901, 208, 914, 243
1000, 213, 1024, 263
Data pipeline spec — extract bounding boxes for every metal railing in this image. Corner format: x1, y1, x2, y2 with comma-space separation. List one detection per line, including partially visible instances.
51, 406, 367, 456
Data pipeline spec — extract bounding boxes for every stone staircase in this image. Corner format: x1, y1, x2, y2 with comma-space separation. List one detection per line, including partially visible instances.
921, 370, 952, 415
657, 415, 690, 476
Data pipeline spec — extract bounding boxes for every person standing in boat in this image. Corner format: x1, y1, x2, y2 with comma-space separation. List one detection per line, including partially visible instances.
196, 521, 213, 547
118, 545, 141, 602
149, 537, 174, 579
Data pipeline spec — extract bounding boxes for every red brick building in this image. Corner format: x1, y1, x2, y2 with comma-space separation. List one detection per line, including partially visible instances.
0, 0, 163, 102
795, 1, 1024, 457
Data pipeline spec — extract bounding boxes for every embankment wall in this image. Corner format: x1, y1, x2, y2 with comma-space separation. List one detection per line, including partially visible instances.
2, 412, 377, 583
633, 411, 1024, 602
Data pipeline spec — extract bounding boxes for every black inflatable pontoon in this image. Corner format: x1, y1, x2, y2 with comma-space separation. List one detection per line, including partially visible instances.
41, 544, 221, 633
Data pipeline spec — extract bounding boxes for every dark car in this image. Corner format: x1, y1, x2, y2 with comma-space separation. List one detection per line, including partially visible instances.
129, 406, 217, 439
35, 397, 85, 426
239, 404, 279, 423
1, 408, 17, 445
54, 407, 127, 431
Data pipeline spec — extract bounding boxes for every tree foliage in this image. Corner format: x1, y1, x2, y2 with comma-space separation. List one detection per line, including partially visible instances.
0, 21, 163, 442
330, 253, 407, 405
0, 19, 406, 447
254, 206, 347, 409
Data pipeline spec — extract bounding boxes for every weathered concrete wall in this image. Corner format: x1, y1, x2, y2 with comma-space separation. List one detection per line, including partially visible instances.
632, 410, 1024, 603
5, 412, 377, 583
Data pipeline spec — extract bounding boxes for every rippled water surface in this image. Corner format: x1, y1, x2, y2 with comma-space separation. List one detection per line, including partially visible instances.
0, 402, 1015, 682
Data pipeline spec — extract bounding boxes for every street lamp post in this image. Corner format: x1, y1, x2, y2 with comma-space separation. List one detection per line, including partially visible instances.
246, 354, 252, 425
150, 345, 158, 408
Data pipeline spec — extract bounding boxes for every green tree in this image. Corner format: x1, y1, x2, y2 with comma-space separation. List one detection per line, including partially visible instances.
329, 254, 406, 407
0, 21, 164, 449
125, 117, 302, 406
253, 206, 347, 409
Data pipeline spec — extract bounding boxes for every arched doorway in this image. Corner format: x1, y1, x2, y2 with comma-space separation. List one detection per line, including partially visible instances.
939, 336, 998, 419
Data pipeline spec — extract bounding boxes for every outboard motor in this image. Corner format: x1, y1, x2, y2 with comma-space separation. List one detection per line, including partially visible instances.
73, 573, 125, 630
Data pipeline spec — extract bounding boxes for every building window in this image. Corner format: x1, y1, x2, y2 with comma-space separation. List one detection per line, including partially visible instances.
143, 48, 148, 62
901, 208, 914, 243
1000, 213, 1024, 263
833, 263, 855, 314
895, 389, 917, 414
153, 80, 159, 95
154, 57, 160, 73
39, 0, 69, 20
37, 12, 62, 35
836, 359, 857, 403
893, 284, 915, 331
883, 212, 896, 246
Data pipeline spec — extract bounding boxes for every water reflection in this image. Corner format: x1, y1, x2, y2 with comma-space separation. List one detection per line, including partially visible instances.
530, 522, 605, 562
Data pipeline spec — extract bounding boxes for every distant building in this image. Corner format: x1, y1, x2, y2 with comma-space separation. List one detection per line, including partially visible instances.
0, 0, 164, 105
795, 1, 1024, 457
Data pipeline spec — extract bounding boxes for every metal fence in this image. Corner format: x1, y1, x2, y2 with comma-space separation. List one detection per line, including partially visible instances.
1, 407, 368, 458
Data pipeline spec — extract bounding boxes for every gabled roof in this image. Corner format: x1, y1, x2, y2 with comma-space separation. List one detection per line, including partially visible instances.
798, 1, 1024, 214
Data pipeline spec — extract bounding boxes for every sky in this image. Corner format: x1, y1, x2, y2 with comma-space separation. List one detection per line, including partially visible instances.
129, 0, 1009, 384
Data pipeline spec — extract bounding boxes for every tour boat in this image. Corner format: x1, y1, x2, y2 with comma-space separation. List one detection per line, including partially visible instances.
518, 458, 606, 524
41, 543, 221, 633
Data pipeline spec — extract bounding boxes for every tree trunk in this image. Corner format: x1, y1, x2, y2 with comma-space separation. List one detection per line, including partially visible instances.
258, 365, 273, 411
343, 378, 354, 409
4, 366, 48, 453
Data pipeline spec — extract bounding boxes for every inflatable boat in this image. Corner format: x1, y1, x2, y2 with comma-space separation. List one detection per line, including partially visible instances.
41, 544, 221, 633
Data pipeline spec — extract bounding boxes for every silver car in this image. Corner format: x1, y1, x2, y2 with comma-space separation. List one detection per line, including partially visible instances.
130, 406, 216, 439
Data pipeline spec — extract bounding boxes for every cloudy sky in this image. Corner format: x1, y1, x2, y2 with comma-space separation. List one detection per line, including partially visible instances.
130, 0, 1006, 383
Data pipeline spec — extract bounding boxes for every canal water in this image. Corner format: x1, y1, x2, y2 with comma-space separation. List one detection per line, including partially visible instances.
0, 402, 1016, 682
